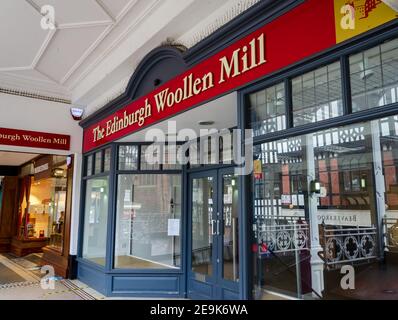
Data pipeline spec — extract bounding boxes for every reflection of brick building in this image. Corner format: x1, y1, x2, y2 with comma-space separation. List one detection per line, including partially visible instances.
348, 0, 383, 19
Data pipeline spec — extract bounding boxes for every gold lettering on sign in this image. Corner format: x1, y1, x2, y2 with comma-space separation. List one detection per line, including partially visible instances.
91, 32, 267, 144
219, 33, 266, 83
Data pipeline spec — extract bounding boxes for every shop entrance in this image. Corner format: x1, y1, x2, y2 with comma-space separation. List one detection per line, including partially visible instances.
0, 151, 73, 279
187, 168, 240, 299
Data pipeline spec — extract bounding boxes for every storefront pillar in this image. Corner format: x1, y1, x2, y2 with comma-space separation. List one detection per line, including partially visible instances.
370, 120, 386, 255
305, 134, 324, 298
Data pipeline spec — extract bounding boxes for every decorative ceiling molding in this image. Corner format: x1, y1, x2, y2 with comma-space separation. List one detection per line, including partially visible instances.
0, 87, 71, 104
82, 0, 261, 116
66, 0, 160, 91
0, 0, 259, 106
59, 25, 114, 84
179, 0, 260, 49
31, 28, 57, 70
95, 0, 117, 22
57, 20, 113, 29
0, 72, 70, 100
59, 0, 141, 85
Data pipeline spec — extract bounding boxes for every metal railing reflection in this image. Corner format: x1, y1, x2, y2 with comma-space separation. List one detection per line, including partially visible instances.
383, 217, 398, 251
321, 224, 377, 269
254, 217, 310, 253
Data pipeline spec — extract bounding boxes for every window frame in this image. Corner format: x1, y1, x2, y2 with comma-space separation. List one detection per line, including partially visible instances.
240, 28, 398, 300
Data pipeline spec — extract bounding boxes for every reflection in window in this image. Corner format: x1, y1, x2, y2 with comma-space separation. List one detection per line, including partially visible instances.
251, 115, 398, 300
115, 174, 181, 269
82, 177, 109, 266
191, 177, 214, 276
118, 146, 138, 170
94, 151, 102, 174
248, 82, 286, 136
253, 123, 378, 298
162, 145, 182, 170
292, 61, 343, 126
104, 148, 111, 172
350, 38, 398, 112
141, 145, 160, 170
86, 155, 93, 176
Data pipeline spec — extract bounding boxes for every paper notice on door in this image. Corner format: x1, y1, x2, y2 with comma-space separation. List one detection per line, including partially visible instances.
167, 219, 180, 236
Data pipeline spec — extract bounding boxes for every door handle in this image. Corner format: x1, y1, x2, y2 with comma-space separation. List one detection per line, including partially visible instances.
216, 220, 220, 236
211, 219, 217, 235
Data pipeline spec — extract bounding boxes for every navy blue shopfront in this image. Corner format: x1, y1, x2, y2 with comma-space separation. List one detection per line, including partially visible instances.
75, 0, 398, 300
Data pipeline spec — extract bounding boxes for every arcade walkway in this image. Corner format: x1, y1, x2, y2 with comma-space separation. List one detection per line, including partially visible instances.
0, 253, 102, 300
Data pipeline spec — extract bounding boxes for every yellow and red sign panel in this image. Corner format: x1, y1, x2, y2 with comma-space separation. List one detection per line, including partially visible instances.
335, 0, 398, 43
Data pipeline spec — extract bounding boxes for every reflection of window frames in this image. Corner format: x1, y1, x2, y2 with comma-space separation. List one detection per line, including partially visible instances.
249, 82, 286, 137
292, 61, 343, 126
350, 38, 398, 112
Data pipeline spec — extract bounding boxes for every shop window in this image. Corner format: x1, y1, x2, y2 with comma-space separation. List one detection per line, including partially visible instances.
114, 174, 182, 269
163, 145, 183, 170
251, 115, 398, 300
248, 82, 286, 137
187, 130, 235, 168
82, 177, 109, 266
94, 151, 102, 174
104, 148, 111, 172
350, 38, 398, 112
292, 61, 343, 126
86, 154, 93, 176
140, 145, 160, 170
17, 156, 69, 252
118, 145, 138, 171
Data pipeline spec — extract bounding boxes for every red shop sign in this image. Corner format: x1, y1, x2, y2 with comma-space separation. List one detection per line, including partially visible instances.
0, 127, 70, 151
83, 0, 337, 153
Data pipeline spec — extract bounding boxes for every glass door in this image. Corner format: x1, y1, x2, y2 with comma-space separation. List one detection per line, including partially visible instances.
188, 168, 239, 299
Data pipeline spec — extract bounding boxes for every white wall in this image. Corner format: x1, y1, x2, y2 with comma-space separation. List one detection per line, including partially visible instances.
0, 93, 82, 154
0, 92, 83, 256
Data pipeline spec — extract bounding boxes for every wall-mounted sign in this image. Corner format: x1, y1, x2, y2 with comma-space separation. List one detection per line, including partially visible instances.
34, 163, 49, 174
83, 0, 397, 153
0, 127, 70, 151
317, 210, 372, 227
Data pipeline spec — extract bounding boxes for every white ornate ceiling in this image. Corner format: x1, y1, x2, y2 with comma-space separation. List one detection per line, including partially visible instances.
0, 0, 260, 116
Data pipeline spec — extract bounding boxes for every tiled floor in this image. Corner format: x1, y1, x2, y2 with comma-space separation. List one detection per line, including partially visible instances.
0, 253, 104, 300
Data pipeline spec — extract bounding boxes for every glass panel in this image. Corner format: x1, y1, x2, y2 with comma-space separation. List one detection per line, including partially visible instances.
114, 174, 182, 269
252, 115, 398, 300
86, 155, 93, 176
222, 174, 239, 282
94, 151, 102, 174
248, 82, 286, 137
82, 177, 109, 266
104, 148, 111, 172
141, 145, 160, 170
191, 176, 214, 276
381, 116, 398, 254
292, 61, 343, 126
118, 146, 138, 170
252, 139, 303, 298
48, 160, 68, 251
350, 38, 398, 111
163, 145, 182, 170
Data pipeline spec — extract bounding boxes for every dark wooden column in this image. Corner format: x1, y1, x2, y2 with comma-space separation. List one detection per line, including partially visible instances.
0, 176, 19, 252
